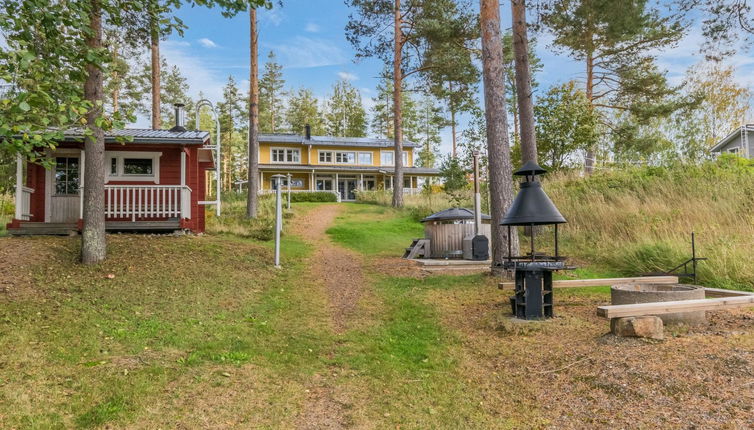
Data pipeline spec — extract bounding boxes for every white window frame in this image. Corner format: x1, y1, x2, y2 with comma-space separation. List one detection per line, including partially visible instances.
271, 147, 301, 164
403, 151, 409, 166
106, 151, 161, 183
335, 151, 356, 164
318, 150, 333, 163
357, 151, 373, 165
381, 151, 394, 166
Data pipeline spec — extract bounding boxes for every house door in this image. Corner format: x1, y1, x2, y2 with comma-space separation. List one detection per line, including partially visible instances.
48, 155, 81, 223
338, 179, 357, 201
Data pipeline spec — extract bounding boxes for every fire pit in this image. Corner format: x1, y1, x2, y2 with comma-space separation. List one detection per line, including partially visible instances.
611, 283, 707, 325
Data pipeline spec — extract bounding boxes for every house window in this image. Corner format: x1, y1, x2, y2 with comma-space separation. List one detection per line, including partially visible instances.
404, 177, 412, 188
316, 175, 334, 191
335, 152, 355, 164
54, 157, 79, 195
271, 148, 300, 163
358, 152, 373, 165
106, 151, 160, 182
403, 151, 409, 166
728, 147, 740, 154
123, 158, 153, 175
381, 151, 394, 166
319, 151, 332, 163
362, 175, 376, 190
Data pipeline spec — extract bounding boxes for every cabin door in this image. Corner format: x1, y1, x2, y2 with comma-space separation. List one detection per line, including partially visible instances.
47, 153, 81, 223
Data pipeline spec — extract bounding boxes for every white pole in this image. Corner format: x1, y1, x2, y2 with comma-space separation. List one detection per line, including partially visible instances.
286, 173, 291, 209
273, 174, 284, 268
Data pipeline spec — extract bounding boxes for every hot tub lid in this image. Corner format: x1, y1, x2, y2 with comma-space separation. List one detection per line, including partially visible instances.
421, 208, 491, 223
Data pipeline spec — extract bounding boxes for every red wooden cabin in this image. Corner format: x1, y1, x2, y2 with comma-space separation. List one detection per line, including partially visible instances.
7, 121, 217, 235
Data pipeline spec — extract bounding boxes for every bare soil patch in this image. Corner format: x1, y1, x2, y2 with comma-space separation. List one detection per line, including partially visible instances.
427, 278, 754, 429
0, 236, 68, 300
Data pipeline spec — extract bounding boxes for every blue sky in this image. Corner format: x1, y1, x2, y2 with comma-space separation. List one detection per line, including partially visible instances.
152, 0, 754, 156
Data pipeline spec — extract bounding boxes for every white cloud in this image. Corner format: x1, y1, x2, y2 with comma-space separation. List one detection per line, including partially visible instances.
267, 37, 347, 68
163, 40, 191, 48
160, 41, 226, 102
260, 8, 283, 26
198, 38, 218, 48
338, 71, 358, 81
305, 22, 320, 33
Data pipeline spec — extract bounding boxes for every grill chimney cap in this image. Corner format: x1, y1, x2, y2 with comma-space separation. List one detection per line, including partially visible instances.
514, 160, 547, 177
500, 181, 566, 226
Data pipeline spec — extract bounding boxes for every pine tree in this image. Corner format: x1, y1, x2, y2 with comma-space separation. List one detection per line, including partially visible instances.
324, 79, 367, 137
369, 72, 419, 140
259, 51, 286, 133
414, 95, 446, 168
218, 76, 245, 190
542, 0, 686, 172
286, 88, 325, 135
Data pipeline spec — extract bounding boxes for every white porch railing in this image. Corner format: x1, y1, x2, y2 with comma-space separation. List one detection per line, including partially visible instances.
18, 186, 33, 221
104, 185, 191, 221
258, 189, 342, 202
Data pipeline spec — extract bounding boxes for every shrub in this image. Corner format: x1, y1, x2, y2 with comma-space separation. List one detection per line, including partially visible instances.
288, 191, 338, 203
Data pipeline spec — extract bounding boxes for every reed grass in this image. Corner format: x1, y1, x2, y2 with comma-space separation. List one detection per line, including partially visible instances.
206, 192, 282, 240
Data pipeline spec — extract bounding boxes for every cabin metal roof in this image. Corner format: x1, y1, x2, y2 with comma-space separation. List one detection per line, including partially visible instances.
258, 133, 420, 148
421, 208, 491, 222
62, 128, 210, 145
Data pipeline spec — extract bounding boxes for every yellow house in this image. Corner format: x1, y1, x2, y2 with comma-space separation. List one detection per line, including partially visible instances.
256, 129, 440, 201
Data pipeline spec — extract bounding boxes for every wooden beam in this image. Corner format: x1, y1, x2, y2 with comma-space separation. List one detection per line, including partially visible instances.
703, 287, 754, 298
498, 276, 679, 290
597, 296, 754, 319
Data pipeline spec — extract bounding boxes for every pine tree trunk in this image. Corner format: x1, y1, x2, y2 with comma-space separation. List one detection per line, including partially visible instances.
449, 82, 457, 158
511, 0, 537, 164
247, 8, 259, 218
150, 12, 161, 130
584, 48, 595, 173
81, 0, 106, 264
480, 0, 518, 270
392, 0, 404, 208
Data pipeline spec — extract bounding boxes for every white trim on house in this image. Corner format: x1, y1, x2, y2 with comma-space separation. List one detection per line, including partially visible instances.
106, 151, 162, 183
380, 150, 409, 166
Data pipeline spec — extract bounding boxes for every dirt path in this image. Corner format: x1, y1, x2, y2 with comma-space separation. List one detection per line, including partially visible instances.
291, 204, 371, 429
292, 204, 369, 334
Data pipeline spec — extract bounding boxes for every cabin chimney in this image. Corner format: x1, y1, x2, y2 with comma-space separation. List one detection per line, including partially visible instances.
305, 124, 311, 140
170, 103, 186, 132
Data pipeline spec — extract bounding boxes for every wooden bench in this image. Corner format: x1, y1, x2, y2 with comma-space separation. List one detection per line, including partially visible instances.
498, 275, 679, 290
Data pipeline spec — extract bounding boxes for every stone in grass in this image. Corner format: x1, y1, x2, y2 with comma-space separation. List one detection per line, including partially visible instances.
610, 316, 664, 340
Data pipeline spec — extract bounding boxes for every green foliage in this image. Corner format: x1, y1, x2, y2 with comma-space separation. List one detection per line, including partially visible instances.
534, 81, 598, 171
439, 155, 468, 193
324, 78, 367, 137
285, 87, 325, 135
259, 51, 286, 133
288, 192, 338, 203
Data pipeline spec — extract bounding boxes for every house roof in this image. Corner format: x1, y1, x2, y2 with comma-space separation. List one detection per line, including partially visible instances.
257, 164, 440, 175
421, 208, 491, 222
258, 133, 420, 148
711, 124, 754, 152
61, 128, 210, 145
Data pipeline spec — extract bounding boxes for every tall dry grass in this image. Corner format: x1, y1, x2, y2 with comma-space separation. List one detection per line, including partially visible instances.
547, 156, 754, 290
206, 192, 281, 240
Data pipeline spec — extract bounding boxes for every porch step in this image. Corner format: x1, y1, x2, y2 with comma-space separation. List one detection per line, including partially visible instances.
8, 223, 78, 236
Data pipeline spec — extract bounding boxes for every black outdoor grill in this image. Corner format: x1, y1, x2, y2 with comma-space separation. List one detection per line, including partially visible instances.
501, 161, 567, 320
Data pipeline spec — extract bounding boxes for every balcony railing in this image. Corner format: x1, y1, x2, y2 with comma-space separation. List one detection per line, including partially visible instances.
101, 185, 191, 221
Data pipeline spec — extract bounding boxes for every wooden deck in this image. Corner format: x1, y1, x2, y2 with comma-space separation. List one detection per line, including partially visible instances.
8, 220, 182, 235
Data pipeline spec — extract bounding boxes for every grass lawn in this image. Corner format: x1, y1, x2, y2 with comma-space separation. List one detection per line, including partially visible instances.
1, 201, 752, 428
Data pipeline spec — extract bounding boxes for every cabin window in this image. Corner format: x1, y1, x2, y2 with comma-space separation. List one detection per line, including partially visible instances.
335, 152, 355, 164
319, 151, 332, 163
54, 157, 80, 195
271, 147, 300, 163
105, 151, 161, 183
728, 147, 740, 154
123, 158, 153, 175
358, 152, 373, 165
362, 175, 376, 190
